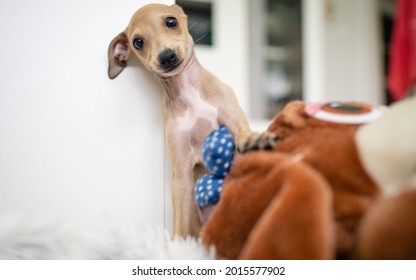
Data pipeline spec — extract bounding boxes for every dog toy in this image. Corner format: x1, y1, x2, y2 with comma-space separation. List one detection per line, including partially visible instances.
201, 101, 387, 260
195, 125, 235, 207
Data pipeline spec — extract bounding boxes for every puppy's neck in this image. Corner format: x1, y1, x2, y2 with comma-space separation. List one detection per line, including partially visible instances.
159, 54, 218, 132
159, 54, 205, 110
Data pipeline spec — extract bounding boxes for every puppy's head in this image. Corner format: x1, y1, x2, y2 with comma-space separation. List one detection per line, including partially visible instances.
108, 4, 193, 79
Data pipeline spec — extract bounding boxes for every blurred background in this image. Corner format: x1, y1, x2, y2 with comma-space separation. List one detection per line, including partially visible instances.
178, 0, 413, 119
0, 0, 413, 237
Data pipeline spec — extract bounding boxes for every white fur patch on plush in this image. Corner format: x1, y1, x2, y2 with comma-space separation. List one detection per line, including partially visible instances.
356, 96, 416, 194
0, 215, 214, 260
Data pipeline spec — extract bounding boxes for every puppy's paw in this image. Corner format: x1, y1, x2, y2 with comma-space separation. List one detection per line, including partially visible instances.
237, 132, 280, 153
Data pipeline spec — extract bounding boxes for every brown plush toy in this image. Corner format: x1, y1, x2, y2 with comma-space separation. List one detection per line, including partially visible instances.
201, 100, 384, 259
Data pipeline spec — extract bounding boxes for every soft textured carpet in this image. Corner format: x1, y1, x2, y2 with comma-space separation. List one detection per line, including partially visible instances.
0, 216, 214, 260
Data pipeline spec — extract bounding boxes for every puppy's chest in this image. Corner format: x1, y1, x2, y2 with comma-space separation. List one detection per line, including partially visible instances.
176, 86, 219, 149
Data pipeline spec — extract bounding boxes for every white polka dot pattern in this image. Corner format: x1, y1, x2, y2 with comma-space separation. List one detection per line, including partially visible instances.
195, 125, 235, 207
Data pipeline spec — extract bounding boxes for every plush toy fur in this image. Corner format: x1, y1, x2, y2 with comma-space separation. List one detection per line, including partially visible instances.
355, 188, 416, 259
202, 97, 416, 260
356, 96, 416, 194
355, 96, 416, 259
201, 101, 381, 259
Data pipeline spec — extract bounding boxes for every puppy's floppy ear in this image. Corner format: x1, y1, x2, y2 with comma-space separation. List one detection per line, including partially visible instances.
108, 32, 131, 79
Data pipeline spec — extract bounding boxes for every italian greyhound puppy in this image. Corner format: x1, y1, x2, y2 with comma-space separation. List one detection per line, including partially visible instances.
108, 4, 277, 237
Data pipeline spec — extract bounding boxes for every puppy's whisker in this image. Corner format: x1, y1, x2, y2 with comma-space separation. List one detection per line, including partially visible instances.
188, 22, 197, 30
194, 33, 208, 44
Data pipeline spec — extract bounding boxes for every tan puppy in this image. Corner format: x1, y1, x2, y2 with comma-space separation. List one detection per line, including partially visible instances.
108, 4, 276, 237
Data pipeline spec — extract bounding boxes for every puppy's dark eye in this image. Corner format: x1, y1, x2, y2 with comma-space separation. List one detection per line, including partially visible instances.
165, 17, 178, 29
133, 38, 143, 50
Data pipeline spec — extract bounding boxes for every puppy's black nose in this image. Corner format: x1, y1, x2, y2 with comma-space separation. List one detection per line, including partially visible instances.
158, 48, 178, 70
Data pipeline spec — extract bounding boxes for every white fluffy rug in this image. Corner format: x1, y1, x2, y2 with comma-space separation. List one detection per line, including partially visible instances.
0, 216, 214, 260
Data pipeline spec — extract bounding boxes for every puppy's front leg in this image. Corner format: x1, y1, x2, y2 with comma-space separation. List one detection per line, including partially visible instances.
237, 130, 280, 153
171, 167, 201, 237
166, 123, 201, 237
218, 91, 279, 153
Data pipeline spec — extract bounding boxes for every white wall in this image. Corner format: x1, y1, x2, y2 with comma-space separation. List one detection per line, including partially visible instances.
0, 0, 173, 238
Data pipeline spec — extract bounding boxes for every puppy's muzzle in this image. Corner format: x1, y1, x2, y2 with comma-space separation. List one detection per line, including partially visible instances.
158, 48, 181, 72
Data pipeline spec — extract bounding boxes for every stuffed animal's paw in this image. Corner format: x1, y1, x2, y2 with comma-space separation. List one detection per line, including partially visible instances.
237, 131, 280, 153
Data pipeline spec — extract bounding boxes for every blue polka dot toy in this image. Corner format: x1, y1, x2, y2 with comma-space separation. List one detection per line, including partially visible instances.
195, 125, 235, 207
